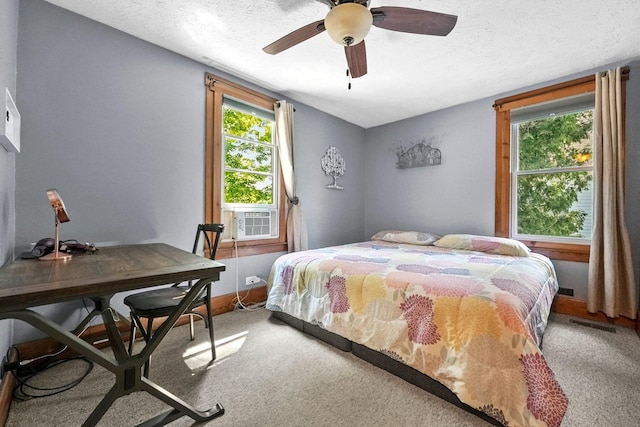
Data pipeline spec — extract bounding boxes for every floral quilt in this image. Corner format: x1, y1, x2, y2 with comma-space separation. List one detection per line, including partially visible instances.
266, 241, 568, 427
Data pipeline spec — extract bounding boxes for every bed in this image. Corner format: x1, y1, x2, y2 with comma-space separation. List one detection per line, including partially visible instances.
266, 232, 568, 427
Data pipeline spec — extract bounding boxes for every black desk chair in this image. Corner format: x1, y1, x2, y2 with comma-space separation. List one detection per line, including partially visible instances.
124, 224, 224, 377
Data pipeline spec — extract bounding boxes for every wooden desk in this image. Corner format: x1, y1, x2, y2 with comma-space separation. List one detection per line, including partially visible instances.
0, 243, 226, 426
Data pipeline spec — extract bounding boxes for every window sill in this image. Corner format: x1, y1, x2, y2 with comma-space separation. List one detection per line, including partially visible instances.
216, 240, 288, 259
519, 239, 590, 262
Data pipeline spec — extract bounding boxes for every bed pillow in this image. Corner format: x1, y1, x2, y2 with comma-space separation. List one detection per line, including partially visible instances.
434, 234, 530, 257
371, 230, 441, 246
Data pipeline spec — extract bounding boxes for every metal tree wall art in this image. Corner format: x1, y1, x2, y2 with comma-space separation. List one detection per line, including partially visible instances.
321, 145, 346, 190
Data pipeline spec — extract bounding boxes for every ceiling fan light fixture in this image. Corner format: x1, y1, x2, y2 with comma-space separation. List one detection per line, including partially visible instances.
324, 3, 372, 46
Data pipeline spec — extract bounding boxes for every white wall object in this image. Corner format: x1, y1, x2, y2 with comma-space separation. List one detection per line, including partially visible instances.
1, 87, 20, 153
321, 145, 346, 190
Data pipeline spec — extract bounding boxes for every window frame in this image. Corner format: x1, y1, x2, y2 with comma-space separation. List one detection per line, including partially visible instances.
205, 73, 287, 259
494, 70, 628, 262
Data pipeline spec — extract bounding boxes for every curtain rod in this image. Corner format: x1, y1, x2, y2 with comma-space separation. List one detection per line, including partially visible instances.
493, 65, 631, 110
275, 101, 296, 112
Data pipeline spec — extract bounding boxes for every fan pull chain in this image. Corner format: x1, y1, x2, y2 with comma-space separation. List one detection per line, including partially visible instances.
347, 69, 352, 90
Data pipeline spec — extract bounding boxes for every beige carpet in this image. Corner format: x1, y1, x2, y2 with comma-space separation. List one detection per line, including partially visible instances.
5, 308, 640, 426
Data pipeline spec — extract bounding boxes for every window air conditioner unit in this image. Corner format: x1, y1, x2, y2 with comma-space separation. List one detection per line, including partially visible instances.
233, 210, 274, 241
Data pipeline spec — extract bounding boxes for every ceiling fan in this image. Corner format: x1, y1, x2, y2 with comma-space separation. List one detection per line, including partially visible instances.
263, 0, 457, 79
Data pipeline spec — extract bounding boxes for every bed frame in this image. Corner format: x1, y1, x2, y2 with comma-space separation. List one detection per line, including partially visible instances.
271, 310, 502, 426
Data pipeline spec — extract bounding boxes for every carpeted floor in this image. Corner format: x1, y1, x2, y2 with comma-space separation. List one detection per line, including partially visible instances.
5, 308, 640, 426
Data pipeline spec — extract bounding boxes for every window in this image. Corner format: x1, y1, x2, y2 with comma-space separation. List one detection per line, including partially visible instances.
495, 71, 628, 262
205, 73, 287, 259
222, 99, 279, 239
512, 95, 594, 242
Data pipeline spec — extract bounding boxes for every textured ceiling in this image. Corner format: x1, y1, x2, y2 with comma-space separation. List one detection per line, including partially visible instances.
43, 0, 640, 128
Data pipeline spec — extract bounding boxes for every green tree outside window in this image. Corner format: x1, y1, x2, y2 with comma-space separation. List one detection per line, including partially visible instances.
223, 107, 275, 205
515, 111, 593, 238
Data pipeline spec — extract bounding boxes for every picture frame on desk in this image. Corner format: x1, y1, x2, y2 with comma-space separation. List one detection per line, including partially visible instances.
1, 87, 21, 153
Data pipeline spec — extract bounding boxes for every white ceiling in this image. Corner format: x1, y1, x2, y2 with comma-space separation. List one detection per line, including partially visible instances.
43, 0, 640, 129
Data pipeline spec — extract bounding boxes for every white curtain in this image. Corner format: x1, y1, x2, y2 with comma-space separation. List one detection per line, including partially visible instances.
587, 67, 637, 319
274, 100, 308, 252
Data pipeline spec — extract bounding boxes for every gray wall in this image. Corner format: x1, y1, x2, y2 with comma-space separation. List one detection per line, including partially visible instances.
13, 0, 365, 341
6, 0, 639, 345
294, 105, 365, 249
365, 60, 640, 302
0, 0, 19, 371
364, 99, 495, 237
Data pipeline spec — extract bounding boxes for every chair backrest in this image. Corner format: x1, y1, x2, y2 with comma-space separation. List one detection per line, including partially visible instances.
192, 224, 224, 260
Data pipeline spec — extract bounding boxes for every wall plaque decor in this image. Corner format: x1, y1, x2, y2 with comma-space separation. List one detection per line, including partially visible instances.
321, 145, 346, 190
393, 137, 441, 169
1, 88, 21, 153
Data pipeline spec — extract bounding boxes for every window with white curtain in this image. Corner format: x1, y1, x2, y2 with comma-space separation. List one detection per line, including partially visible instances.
204, 73, 287, 259
494, 75, 598, 262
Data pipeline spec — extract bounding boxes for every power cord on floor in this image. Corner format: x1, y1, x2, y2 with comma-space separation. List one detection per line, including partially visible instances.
232, 239, 266, 312
12, 356, 94, 401
3, 304, 101, 400
3, 313, 93, 375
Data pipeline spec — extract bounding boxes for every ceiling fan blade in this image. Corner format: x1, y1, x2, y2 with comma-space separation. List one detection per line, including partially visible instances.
371, 7, 457, 36
263, 19, 326, 55
345, 41, 367, 78
315, 0, 336, 8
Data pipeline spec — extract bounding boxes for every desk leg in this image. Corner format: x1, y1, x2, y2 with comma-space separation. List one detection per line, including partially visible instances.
139, 377, 224, 426
136, 404, 225, 427
1, 310, 116, 372
2, 278, 224, 427
82, 384, 122, 427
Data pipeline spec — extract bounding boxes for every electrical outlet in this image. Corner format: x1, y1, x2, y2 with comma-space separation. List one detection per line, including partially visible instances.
245, 275, 261, 286
0, 355, 12, 379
